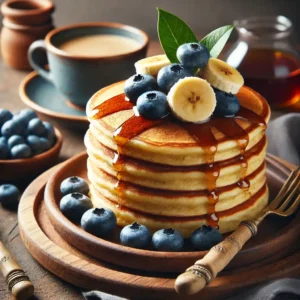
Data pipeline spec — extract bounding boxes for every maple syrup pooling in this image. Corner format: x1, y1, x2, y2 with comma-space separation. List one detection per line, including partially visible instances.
92, 91, 266, 227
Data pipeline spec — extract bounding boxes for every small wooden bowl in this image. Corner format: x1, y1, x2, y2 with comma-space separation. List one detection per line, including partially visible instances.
0, 128, 62, 182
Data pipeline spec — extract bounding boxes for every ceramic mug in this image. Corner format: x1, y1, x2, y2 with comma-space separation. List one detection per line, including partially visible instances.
28, 22, 149, 107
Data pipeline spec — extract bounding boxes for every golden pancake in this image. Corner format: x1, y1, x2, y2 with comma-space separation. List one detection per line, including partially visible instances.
87, 159, 266, 216
89, 184, 269, 237
86, 82, 270, 166
86, 80, 270, 235
85, 129, 267, 191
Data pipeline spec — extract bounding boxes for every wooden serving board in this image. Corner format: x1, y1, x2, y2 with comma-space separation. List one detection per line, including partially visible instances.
18, 153, 300, 300
43, 153, 300, 273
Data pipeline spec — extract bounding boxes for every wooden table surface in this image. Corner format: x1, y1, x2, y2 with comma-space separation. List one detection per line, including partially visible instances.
0, 41, 164, 300
0, 41, 287, 300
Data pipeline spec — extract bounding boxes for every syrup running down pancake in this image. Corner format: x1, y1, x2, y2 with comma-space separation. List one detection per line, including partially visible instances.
85, 81, 270, 237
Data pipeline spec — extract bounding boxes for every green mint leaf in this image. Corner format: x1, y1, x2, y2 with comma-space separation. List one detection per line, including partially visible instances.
157, 8, 198, 63
200, 25, 234, 58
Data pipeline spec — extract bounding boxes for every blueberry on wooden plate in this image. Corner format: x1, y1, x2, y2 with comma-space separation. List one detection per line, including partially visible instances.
152, 228, 184, 252
120, 222, 151, 249
7, 135, 25, 149
124, 74, 158, 102
0, 109, 13, 127
190, 225, 222, 250
18, 108, 37, 124
26, 135, 42, 155
60, 192, 92, 222
1, 119, 24, 138
0, 184, 20, 209
81, 208, 116, 237
27, 118, 46, 136
11, 144, 32, 159
39, 137, 51, 152
60, 176, 89, 196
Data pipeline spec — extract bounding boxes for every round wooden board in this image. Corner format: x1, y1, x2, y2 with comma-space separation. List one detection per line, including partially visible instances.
43, 152, 300, 273
18, 154, 300, 300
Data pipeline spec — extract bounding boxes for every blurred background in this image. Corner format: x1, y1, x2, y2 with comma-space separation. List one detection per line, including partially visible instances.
49, 0, 299, 39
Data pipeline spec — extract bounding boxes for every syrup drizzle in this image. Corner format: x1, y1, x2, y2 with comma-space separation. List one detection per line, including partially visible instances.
92, 92, 266, 228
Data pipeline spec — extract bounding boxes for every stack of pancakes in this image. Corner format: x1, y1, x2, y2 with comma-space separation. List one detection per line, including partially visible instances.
85, 81, 270, 237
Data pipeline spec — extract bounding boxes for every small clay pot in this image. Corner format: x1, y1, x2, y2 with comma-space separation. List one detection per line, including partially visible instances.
0, 0, 55, 70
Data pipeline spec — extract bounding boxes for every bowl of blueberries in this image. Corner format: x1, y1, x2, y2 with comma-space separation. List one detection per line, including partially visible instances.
0, 108, 62, 181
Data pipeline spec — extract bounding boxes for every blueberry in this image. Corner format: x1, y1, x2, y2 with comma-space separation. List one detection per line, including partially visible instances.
124, 74, 158, 102
13, 114, 28, 126
7, 135, 25, 149
19, 109, 38, 123
157, 64, 194, 92
0, 136, 7, 145
0, 109, 13, 127
60, 192, 93, 222
11, 144, 32, 159
81, 208, 117, 237
42, 125, 56, 146
27, 118, 46, 136
0, 143, 10, 159
26, 135, 42, 154
60, 176, 89, 196
120, 222, 151, 249
152, 228, 184, 252
136, 91, 169, 119
190, 225, 222, 250
39, 137, 51, 152
214, 90, 240, 117
0, 184, 20, 208
43, 121, 55, 133
177, 43, 210, 68
1, 119, 23, 138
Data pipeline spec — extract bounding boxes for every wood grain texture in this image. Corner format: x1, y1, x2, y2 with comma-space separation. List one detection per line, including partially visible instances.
44, 152, 300, 273
17, 154, 300, 300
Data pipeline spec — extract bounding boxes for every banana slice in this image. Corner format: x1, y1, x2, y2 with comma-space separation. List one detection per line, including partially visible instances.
168, 77, 216, 123
200, 58, 244, 94
135, 54, 170, 76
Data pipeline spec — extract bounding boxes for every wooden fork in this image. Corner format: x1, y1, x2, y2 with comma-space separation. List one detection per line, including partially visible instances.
175, 166, 300, 295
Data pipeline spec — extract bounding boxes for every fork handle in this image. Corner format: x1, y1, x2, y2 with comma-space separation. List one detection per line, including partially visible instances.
175, 221, 258, 295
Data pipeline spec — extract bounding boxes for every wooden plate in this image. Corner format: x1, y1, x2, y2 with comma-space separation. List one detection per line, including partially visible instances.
19, 71, 88, 130
18, 158, 300, 300
0, 128, 62, 182
43, 152, 300, 273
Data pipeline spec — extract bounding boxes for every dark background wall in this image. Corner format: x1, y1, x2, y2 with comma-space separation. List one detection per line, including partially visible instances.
50, 0, 300, 39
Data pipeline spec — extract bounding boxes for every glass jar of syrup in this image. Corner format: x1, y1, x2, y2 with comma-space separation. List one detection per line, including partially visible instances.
224, 16, 300, 109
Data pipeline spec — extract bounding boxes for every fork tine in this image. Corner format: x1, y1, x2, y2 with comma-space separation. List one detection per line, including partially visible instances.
282, 194, 300, 216
276, 173, 300, 211
268, 167, 300, 210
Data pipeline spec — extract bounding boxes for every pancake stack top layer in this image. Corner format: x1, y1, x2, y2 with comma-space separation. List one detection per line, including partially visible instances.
85, 80, 270, 237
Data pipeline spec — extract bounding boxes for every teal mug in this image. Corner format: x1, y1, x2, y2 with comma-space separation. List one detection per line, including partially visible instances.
28, 22, 149, 107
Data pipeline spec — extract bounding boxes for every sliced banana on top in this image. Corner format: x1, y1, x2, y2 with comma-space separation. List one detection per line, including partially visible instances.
135, 54, 170, 76
168, 77, 216, 123
200, 58, 244, 94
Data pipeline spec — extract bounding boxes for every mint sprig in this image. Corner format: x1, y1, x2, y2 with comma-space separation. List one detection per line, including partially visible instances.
157, 8, 234, 63
200, 25, 234, 58
157, 8, 198, 63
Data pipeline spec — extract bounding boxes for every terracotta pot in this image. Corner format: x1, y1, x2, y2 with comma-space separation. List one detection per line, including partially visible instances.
0, 0, 55, 70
